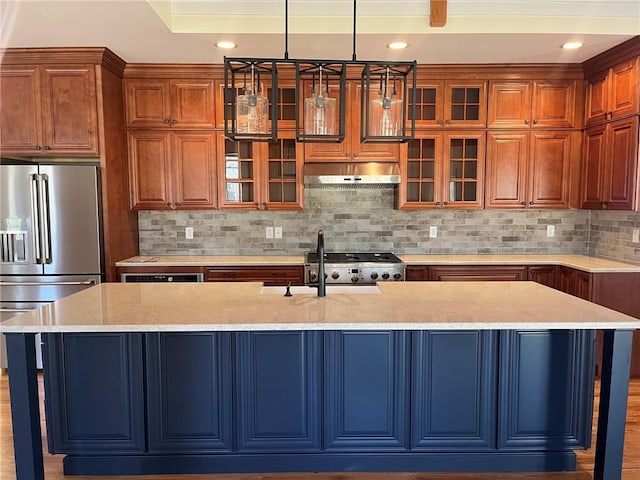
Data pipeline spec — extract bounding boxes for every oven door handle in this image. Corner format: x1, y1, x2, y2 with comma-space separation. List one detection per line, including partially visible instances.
0, 280, 97, 286
0, 307, 33, 313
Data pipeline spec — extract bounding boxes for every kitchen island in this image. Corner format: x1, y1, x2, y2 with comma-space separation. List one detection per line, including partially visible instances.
2, 281, 639, 480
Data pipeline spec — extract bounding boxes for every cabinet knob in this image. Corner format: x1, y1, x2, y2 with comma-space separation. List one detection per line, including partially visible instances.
171, 119, 177, 124
44, 145, 51, 150
445, 119, 451, 125
163, 119, 170, 124
262, 202, 267, 210
435, 201, 441, 206
608, 112, 613, 119
174, 202, 180, 208
255, 202, 260, 210
35, 145, 42, 150
443, 201, 449, 206
529, 201, 535, 205
533, 119, 538, 125
437, 120, 443, 125
166, 202, 172, 208
520, 201, 526, 206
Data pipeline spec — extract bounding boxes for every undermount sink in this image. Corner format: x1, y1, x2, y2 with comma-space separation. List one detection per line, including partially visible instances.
260, 285, 381, 295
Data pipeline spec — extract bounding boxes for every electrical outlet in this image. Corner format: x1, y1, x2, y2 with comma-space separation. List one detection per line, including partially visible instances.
633, 229, 640, 243
429, 226, 438, 238
547, 225, 555, 237
266, 227, 274, 239
274, 226, 282, 239
185, 227, 194, 239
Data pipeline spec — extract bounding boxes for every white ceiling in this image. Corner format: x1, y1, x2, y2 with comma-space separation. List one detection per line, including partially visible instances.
1, 0, 639, 65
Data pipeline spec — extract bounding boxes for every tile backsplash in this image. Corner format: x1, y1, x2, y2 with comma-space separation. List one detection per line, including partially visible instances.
139, 186, 603, 257
589, 211, 640, 264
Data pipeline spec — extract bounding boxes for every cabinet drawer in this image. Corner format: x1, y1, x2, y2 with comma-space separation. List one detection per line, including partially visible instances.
206, 266, 304, 285
429, 265, 528, 281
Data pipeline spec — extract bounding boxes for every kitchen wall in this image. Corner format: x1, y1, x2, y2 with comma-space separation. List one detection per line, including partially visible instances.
138, 186, 595, 257
589, 211, 640, 263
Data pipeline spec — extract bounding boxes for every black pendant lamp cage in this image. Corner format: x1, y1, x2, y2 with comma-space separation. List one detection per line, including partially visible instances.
222, 0, 417, 144
295, 61, 347, 143
223, 58, 278, 142
360, 61, 417, 143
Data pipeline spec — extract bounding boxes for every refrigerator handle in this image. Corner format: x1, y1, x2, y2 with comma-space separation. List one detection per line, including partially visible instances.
40, 174, 53, 264
30, 174, 45, 264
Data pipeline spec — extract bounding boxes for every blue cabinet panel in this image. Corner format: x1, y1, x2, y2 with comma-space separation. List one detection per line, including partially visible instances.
43, 333, 145, 454
324, 331, 409, 450
498, 330, 596, 449
235, 331, 321, 451
146, 332, 233, 452
411, 330, 497, 450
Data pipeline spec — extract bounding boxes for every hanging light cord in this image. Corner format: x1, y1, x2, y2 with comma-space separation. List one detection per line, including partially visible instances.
284, 0, 289, 60
352, 0, 357, 61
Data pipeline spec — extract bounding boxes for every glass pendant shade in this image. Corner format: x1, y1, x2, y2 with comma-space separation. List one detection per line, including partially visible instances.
369, 95, 402, 137
304, 68, 337, 135
236, 89, 269, 134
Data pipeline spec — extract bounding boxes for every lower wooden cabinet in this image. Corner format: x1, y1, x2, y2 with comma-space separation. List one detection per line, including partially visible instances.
557, 266, 592, 300
428, 265, 528, 281
528, 265, 558, 288
43, 333, 145, 454
205, 265, 304, 285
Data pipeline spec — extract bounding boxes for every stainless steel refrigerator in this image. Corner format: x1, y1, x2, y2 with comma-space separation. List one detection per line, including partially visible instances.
0, 161, 104, 367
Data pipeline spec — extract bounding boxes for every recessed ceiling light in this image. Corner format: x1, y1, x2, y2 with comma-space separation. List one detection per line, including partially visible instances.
387, 42, 408, 50
216, 41, 237, 49
561, 41, 584, 50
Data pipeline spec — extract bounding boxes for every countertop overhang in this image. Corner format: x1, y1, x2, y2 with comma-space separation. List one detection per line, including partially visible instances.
1, 281, 638, 333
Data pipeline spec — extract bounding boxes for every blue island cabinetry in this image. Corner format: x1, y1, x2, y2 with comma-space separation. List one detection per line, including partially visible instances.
42, 328, 595, 475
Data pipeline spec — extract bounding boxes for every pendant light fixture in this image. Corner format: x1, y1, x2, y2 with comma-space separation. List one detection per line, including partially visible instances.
223, 0, 416, 144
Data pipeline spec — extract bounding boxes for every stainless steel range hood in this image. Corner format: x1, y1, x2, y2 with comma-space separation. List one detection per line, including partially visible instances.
304, 162, 401, 185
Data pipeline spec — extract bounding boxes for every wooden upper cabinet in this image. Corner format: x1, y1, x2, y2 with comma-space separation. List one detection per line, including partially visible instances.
586, 58, 639, 126
398, 130, 485, 209
409, 80, 486, 129
487, 80, 576, 129
581, 116, 639, 211
128, 130, 217, 210
125, 79, 215, 129
485, 130, 574, 209
304, 81, 400, 162
0, 64, 98, 155
217, 131, 303, 211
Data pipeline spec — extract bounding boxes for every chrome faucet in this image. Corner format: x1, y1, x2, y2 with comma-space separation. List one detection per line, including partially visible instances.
316, 230, 326, 297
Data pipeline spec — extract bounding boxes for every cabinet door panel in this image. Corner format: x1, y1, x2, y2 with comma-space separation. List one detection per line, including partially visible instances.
146, 333, 233, 452
411, 331, 497, 450
324, 331, 409, 451
487, 81, 531, 129
0, 66, 42, 153
485, 132, 528, 208
609, 59, 639, 120
170, 80, 215, 128
127, 130, 172, 209
585, 72, 609, 125
605, 117, 638, 210
172, 131, 217, 208
532, 80, 576, 129
443, 131, 485, 208
581, 124, 607, 209
528, 131, 572, 208
498, 330, 595, 450
125, 79, 171, 127
236, 331, 321, 451
43, 333, 145, 454
40, 66, 98, 154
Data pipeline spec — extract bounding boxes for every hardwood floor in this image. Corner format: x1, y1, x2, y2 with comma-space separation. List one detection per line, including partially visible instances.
1, 372, 639, 480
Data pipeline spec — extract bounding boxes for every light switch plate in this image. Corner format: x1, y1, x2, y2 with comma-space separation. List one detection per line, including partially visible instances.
266, 227, 274, 239
185, 227, 194, 239
274, 226, 282, 239
546, 225, 555, 237
633, 229, 640, 243
429, 226, 438, 238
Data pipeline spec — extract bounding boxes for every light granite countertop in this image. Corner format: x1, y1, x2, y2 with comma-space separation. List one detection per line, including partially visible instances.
116, 254, 640, 273
1, 281, 639, 333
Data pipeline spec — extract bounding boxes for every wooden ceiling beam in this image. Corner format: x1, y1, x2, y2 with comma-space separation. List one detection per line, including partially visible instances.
430, 0, 447, 27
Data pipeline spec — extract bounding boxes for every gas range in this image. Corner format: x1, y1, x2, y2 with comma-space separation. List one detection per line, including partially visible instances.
304, 252, 405, 285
